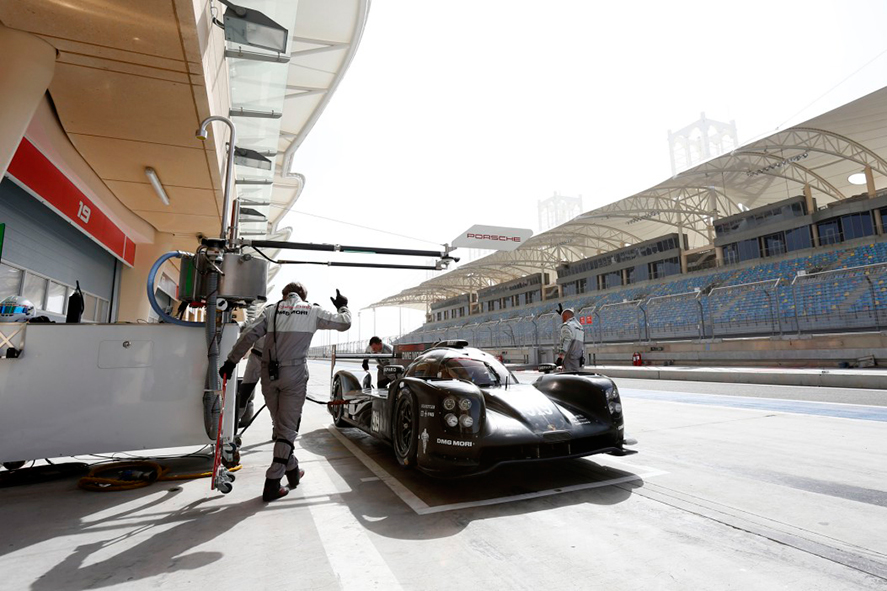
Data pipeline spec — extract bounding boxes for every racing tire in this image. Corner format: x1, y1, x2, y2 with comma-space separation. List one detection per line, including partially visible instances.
2, 461, 26, 471
392, 390, 418, 469
331, 377, 347, 428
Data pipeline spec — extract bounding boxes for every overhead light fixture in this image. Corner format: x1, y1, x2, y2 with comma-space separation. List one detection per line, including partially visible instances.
145, 167, 170, 206
239, 207, 267, 220
235, 178, 274, 186
234, 147, 272, 170
848, 172, 867, 185
219, 0, 288, 54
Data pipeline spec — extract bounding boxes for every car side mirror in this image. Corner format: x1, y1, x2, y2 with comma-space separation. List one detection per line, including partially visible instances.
383, 365, 405, 377
538, 363, 556, 374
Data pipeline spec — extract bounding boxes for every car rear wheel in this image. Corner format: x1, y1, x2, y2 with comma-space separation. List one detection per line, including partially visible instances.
393, 390, 418, 468
331, 377, 347, 427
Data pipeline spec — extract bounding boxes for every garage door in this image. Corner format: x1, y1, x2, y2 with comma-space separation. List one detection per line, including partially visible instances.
0, 178, 116, 321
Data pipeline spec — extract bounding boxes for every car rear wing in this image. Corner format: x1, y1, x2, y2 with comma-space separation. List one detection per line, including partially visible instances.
505, 362, 557, 374
329, 344, 398, 381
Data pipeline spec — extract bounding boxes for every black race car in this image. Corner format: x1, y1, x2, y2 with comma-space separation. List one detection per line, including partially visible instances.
329, 340, 635, 477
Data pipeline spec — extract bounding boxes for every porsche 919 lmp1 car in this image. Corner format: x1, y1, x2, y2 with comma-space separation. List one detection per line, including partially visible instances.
328, 340, 636, 477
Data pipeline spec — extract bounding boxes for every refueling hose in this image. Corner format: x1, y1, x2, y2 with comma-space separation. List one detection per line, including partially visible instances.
147, 251, 203, 327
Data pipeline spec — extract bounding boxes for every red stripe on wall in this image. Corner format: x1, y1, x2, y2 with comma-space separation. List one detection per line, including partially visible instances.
6, 138, 136, 266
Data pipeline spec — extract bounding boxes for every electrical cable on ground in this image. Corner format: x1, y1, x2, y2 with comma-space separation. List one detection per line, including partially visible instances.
78, 460, 243, 492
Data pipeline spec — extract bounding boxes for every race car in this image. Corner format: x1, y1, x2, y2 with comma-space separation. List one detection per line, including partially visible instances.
329, 340, 635, 477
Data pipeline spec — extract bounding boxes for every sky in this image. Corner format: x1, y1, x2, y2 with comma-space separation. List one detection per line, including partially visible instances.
273, 0, 887, 347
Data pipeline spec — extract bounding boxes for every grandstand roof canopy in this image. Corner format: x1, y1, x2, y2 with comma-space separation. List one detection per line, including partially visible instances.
371, 85, 887, 310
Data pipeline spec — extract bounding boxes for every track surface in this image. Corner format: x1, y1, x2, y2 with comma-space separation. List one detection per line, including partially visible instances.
0, 361, 884, 590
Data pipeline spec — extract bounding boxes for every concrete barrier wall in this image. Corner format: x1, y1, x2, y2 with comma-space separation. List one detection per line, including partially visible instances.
497, 332, 887, 369
591, 365, 887, 390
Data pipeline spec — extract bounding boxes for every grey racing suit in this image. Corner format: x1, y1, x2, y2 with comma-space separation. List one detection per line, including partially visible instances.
236, 335, 264, 429
364, 342, 394, 387
225, 293, 351, 479
558, 317, 585, 372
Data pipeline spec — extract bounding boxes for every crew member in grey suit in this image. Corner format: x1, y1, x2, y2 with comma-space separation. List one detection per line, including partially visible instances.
221, 282, 351, 501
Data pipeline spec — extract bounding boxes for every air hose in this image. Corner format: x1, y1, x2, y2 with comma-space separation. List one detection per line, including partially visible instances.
147, 251, 203, 327
78, 460, 242, 492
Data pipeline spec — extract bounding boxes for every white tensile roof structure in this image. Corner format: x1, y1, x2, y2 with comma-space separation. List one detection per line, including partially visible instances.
370, 85, 887, 310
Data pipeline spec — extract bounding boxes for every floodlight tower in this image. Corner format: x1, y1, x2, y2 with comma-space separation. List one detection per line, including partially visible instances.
538, 191, 583, 231
668, 113, 738, 175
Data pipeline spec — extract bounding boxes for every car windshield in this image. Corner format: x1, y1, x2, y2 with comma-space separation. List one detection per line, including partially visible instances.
442, 358, 502, 387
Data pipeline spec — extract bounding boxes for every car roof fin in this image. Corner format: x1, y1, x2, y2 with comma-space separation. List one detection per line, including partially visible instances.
431, 339, 468, 349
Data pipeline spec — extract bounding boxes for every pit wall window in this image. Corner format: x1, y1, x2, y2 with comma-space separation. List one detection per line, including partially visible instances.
785, 226, 812, 252
723, 239, 760, 264
0, 262, 110, 322
817, 219, 841, 246
650, 257, 681, 279
714, 200, 807, 237
602, 271, 622, 289
723, 243, 739, 265
762, 232, 786, 257
841, 213, 875, 241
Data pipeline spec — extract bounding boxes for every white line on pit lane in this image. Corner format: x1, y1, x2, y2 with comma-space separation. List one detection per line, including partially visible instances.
305, 459, 404, 590
327, 426, 667, 516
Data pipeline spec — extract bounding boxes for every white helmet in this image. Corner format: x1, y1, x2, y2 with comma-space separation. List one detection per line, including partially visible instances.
0, 296, 36, 323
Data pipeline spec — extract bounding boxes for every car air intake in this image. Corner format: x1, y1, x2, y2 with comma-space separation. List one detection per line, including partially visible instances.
541, 430, 572, 442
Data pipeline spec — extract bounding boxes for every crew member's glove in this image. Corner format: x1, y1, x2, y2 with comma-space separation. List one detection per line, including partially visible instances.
556, 303, 564, 315
555, 357, 563, 367
331, 289, 348, 309
362, 359, 370, 371
219, 360, 236, 380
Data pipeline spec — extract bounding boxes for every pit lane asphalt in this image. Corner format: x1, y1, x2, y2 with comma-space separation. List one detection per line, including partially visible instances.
0, 360, 884, 590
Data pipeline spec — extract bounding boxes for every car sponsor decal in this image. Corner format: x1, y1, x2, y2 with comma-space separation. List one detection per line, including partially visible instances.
420, 429, 429, 454
436, 438, 473, 447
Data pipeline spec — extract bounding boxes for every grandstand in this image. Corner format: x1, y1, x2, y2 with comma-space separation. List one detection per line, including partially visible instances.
368, 86, 887, 361
395, 238, 887, 347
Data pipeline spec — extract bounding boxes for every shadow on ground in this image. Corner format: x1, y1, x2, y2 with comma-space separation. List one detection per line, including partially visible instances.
298, 425, 643, 542
0, 460, 273, 590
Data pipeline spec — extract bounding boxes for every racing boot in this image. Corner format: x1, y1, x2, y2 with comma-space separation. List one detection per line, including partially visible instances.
285, 468, 305, 489
262, 478, 288, 502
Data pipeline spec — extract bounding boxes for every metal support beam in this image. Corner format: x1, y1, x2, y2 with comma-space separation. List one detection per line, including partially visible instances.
235, 178, 274, 186
224, 48, 290, 63
229, 107, 282, 119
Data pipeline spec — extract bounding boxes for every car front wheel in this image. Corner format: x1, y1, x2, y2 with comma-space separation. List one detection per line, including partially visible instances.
393, 390, 418, 468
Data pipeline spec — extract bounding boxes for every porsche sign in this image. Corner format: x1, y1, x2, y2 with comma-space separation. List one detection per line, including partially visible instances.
452, 225, 533, 252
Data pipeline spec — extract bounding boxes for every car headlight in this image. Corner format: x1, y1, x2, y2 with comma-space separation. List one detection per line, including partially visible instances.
442, 397, 456, 411
606, 387, 620, 402
459, 414, 474, 428
458, 398, 472, 411
445, 413, 458, 427
608, 402, 622, 414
